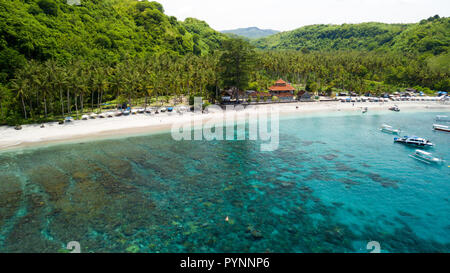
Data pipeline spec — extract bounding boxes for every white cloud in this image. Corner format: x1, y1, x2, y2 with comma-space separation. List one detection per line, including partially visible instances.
154, 0, 449, 31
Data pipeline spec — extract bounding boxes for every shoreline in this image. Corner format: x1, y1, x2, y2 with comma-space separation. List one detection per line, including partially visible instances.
1, 101, 449, 153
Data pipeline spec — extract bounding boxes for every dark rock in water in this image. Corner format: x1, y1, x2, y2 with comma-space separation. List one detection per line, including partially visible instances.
321, 154, 338, 161
367, 173, 399, 188
339, 178, 360, 187
398, 211, 414, 217
251, 229, 263, 240
332, 202, 344, 207
58, 120, 64, 125
335, 162, 358, 173
0, 175, 23, 227
301, 141, 315, 146
14, 125, 22, 130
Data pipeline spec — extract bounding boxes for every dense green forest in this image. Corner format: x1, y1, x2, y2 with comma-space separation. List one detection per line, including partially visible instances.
0, 0, 449, 126
0, 0, 226, 81
254, 16, 449, 55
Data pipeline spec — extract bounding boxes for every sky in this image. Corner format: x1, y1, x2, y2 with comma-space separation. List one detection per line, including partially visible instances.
155, 0, 450, 31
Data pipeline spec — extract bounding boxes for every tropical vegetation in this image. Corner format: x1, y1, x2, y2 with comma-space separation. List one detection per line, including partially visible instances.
0, 0, 448, 125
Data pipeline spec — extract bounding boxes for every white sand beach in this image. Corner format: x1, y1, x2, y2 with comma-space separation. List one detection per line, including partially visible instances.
0, 100, 449, 151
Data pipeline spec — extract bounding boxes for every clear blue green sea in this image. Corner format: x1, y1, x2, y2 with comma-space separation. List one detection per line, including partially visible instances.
0, 110, 449, 253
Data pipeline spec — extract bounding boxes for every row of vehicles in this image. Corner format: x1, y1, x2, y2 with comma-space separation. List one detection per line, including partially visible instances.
340, 97, 389, 103
80, 106, 187, 120
380, 115, 448, 165
340, 96, 443, 103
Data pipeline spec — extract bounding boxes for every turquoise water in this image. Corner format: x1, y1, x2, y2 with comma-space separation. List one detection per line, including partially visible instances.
0, 110, 449, 253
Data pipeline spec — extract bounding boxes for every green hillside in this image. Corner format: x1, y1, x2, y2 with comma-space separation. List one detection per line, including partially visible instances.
0, 0, 226, 82
221, 27, 279, 39
0, 2, 448, 126
254, 16, 449, 56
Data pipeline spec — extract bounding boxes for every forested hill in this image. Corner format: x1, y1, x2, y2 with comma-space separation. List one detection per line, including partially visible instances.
0, 0, 226, 81
221, 27, 280, 39
253, 16, 449, 56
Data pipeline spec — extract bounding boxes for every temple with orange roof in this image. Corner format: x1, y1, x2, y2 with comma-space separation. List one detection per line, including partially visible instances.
269, 79, 295, 100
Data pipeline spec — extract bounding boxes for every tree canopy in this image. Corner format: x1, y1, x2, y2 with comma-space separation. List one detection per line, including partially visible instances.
0, 1, 448, 126
219, 38, 256, 92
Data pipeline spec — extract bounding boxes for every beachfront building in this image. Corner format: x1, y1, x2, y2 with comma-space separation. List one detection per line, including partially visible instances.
269, 79, 295, 101
249, 92, 272, 101
297, 91, 313, 101
221, 89, 247, 103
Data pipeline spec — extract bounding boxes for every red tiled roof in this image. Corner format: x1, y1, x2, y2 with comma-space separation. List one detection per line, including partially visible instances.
275, 79, 286, 84
270, 86, 295, 91
269, 78, 295, 92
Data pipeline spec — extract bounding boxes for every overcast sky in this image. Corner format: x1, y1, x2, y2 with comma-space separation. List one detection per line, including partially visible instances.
155, 0, 449, 31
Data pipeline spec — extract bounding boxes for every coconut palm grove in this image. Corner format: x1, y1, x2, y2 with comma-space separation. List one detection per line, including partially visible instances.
0, 0, 448, 126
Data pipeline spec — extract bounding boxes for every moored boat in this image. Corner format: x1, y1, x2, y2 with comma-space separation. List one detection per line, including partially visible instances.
394, 136, 434, 148
131, 109, 138, 115
380, 124, 401, 135
64, 116, 74, 122
106, 112, 114, 118
89, 113, 97, 119
123, 109, 131, 116
137, 108, 145, 114
98, 113, 106, 118
409, 150, 443, 164
114, 111, 123, 117
81, 115, 89, 120
436, 115, 450, 122
433, 124, 450, 132
389, 105, 400, 112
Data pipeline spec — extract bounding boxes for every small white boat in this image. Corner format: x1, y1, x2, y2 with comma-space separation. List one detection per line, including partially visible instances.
389, 105, 400, 112
137, 108, 145, 114
114, 111, 123, 117
98, 113, 106, 119
433, 124, 450, 132
106, 112, 114, 118
160, 107, 167, 113
65, 117, 74, 122
81, 115, 89, 120
436, 115, 450, 122
362, 107, 368, 113
89, 113, 97, 119
410, 150, 443, 164
381, 124, 401, 135
123, 110, 131, 116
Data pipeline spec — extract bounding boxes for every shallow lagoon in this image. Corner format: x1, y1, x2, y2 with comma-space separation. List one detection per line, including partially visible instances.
0, 110, 449, 253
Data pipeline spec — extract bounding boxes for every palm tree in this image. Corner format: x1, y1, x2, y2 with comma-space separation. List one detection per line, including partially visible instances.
11, 71, 30, 119
0, 85, 8, 119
